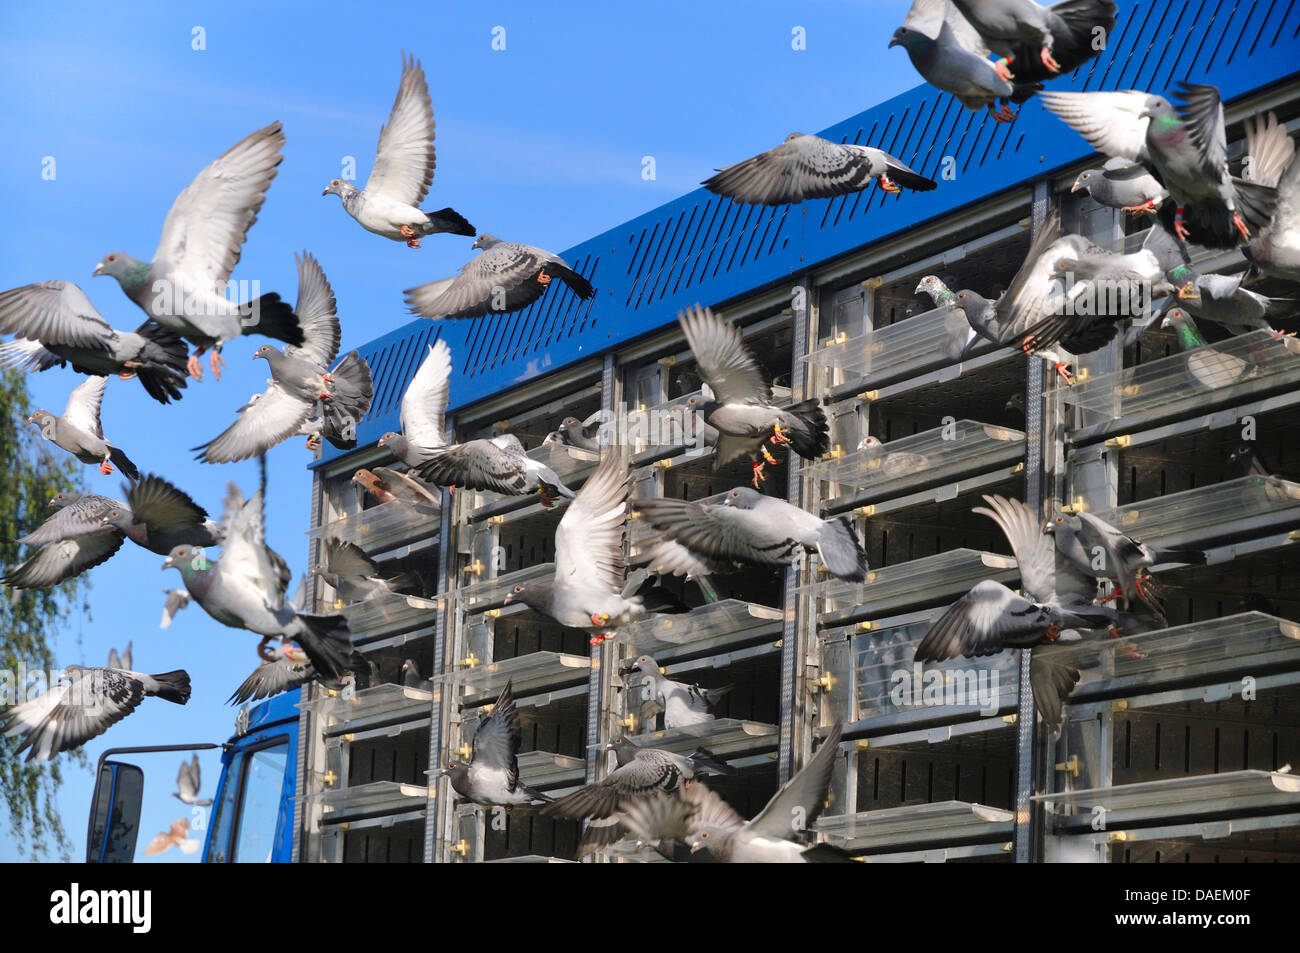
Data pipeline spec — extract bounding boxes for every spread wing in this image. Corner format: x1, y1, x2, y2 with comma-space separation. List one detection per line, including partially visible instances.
364, 52, 437, 208
127, 475, 210, 536
1038, 91, 1152, 164
192, 383, 313, 464
471, 681, 522, 792
285, 252, 340, 368
400, 339, 451, 454
0, 280, 114, 350
747, 723, 842, 839
554, 453, 628, 598
678, 305, 770, 405
63, 375, 107, 438
3, 533, 124, 588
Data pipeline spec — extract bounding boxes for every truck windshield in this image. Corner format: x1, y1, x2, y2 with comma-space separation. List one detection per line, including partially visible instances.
207, 738, 290, 863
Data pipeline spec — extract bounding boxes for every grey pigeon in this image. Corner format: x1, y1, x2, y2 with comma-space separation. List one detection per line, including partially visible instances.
702, 133, 936, 206
401, 659, 431, 691
161, 490, 354, 680
193, 253, 372, 462
1070, 157, 1167, 215
948, 0, 1116, 80
1242, 112, 1300, 283
553, 411, 604, 452
1, 665, 190, 762
93, 122, 303, 380
160, 588, 192, 629
636, 486, 869, 583
1040, 84, 1278, 248
377, 338, 451, 468
1047, 510, 1206, 606
404, 234, 594, 320
440, 681, 552, 806
0, 280, 188, 403
323, 52, 473, 247
227, 642, 314, 705
502, 453, 644, 643
1159, 308, 1254, 392
313, 538, 416, 603
541, 735, 735, 855
3, 492, 126, 589
416, 432, 576, 507
293, 350, 375, 454
679, 305, 828, 486
28, 376, 139, 479
1172, 272, 1294, 335
108, 642, 132, 672
102, 473, 223, 555
890, 0, 1042, 123
174, 753, 213, 807
620, 654, 733, 729
622, 723, 850, 863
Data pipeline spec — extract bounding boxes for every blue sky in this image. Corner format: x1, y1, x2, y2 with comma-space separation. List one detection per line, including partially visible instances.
0, 0, 917, 860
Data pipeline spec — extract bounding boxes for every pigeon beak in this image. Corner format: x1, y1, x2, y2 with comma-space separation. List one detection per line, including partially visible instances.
887, 37, 899, 48
321, 187, 330, 196
503, 594, 513, 604
92, 262, 104, 277
161, 556, 175, 571
1070, 181, 1082, 193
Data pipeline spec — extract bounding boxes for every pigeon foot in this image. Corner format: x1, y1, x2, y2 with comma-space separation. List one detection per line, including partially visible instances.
1123, 200, 1159, 215
117, 371, 137, 381
590, 613, 611, 626
1232, 213, 1251, 242
536, 269, 552, 287
770, 423, 791, 446
210, 349, 225, 381
876, 175, 901, 195
1043, 623, 1061, 643
994, 57, 1014, 81
1055, 362, 1074, 385
751, 461, 766, 487
187, 349, 205, 381
400, 225, 422, 249
760, 444, 779, 466
256, 636, 276, 663
1173, 208, 1190, 242
1177, 281, 1199, 301
98, 460, 115, 475
305, 435, 322, 452
588, 633, 612, 646
1040, 46, 1061, 72
991, 103, 1017, 123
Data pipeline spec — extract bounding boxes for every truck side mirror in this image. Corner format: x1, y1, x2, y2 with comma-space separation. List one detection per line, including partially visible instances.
86, 761, 145, 863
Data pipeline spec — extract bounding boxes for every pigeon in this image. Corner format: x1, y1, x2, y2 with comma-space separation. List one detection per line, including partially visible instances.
193, 253, 372, 463
313, 538, 416, 603
1159, 308, 1254, 391
93, 122, 303, 380
621, 723, 850, 862
160, 588, 192, 629
678, 305, 828, 486
553, 412, 604, 452
173, 753, 212, 807
636, 486, 869, 582
890, 0, 1043, 123
107, 642, 132, 671
1242, 112, 1300, 283
0, 281, 189, 404
916, 274, 958, 309
1045, 511, 1205, 606
293, 353, 376, 454
161, 490, 354, 680
143, 818, 201, 857
1070, 157, 1167, 215
351, 466, 442, 511
416, 432, 576, 507
1039, 85, 1279, 248
856, 435, 931, 479
1, 665, 190, 762
28, 376, 139, 479
502, 453, 643, 644
440, 681, 552, 806
377, 339, 451, 468
101, 474, 224, 555
620, 654, 733, 728
228, 642, 314, 704
2, 492, 126, 589
1170, 272, 1294, 335
541, 735, 736, 854
401, 659, 432, 691
404, 234, 594, 320
702, 133, 937, 206
948, 0, 1117, 80
322, 53, 474, 248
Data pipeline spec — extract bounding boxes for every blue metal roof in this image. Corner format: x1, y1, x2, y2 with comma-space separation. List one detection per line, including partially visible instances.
319, 0, 1300, 465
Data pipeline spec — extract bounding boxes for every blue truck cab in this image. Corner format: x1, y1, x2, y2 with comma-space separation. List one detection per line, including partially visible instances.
87, 692, 301, 863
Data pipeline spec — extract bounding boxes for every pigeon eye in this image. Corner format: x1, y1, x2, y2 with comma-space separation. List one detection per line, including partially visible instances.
107, 255, 115, 262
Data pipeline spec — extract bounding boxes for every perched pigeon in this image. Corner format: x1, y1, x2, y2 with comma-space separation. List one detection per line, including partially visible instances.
193, 253, 372, 462
174, 753, 213, 807
28, 376, 139, 479
1047, 510, 1206, 605
856, 435, 932, 479
323, 53, 474, 248
916, 274, 958, 309
227, 643, 314, 704
352, 466, 442, 512
160, 588, 192, 629
440, 681, 552, 806
143, 818, 200, 857
377, 339, 451, 468
93, 122, 303, 380
1242, 112, 1300, 283
401, 658, 432, 691
891, 0, 1042, 123
622, 724, 850, 863
1171, 272, 1294, 335
702, 133, 937, 206
416, 432, 576, 507
948, 0, 1116, 80
620, 654, 732, 728
102, 474, 223, 555
541, 735, 736, 854
2, 492, 126, 589
1, 665, 190, 762
313, 538, 416, 603
679, 305, 828, 486
0, 281, 188, 404
1070, 158, 1167, 215
107, 642, 132, 672
1159, 308, 1254, 392
553, 412, 604, 452
161, 490, 354, 680
1040, 85, 1278, 248
636, 487, 869, 582
404, 234, 594, 320
503, 453, 643, 643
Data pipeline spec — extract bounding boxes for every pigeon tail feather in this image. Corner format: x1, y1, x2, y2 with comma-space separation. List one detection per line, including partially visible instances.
243, 293, 305, 347
151, 670, 192, 705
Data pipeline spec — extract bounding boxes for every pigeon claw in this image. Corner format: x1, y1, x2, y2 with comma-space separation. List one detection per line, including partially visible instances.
760, 444, 779, 466
98, 460, 114, 475
994, 56, 1014, 82
1043, 623, 1061, 643
400, 224, 422, 249
117, 371, 137, 381
1055, 362, 1074, 386
1173, 208, 1190, 243
1232, 212, 1251, 242
589, 633, 612, 646
210, 349, 225, 381
590, 613, 611, 627
770, 423, 791, 446
187, 351, 204, 381
991, 103, 1018, 123
1123, 199, 1159, 216
876, 175, 902, 195
1040, 46, 1061, 73
1177, 281, 1199, 301
751, 461, 766, 487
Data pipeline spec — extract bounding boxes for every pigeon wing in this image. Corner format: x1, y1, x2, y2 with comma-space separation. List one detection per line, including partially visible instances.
0, 280, 114, 350
678, 305, 771, 405
364, 52, 437, 209
400, 340, 451, 455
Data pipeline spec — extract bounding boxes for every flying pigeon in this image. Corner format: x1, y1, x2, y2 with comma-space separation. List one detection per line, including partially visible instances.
144, 818, 201, 857
174, 753, 212, 807
678, 305, 828, 486
93, 122, 303, 380
636, 486, 869, 582
293, 353, 376, 455
193, 253, 372, 462
160, 588, 192, 629
620, 654, 732, 729
1169, 272, 1295, 335
1039, 84, 1279, 248
440, 681, 552, 806
702, 133, 937, 206
0, 281, 189, 404
377, 338, 451, 467
1070, 158, 1167, 215
1, 665, 190, 762
322, 52, 474, 248
28, 376, 140, 479
2, 492, 126, 589
227, 642, 314, 704
1047, 510, 1206, 606
161, 490, 354, 680
404, 234, 594, 320
313, 538, 417, 603
1242, 112, 1300, 284
541, 735, 736, 855
416, 432, 576, 507
890, 0, 1043, 123
502, 453, 644, 643
102, 473, 224, 555
948, 0, 1117, 80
